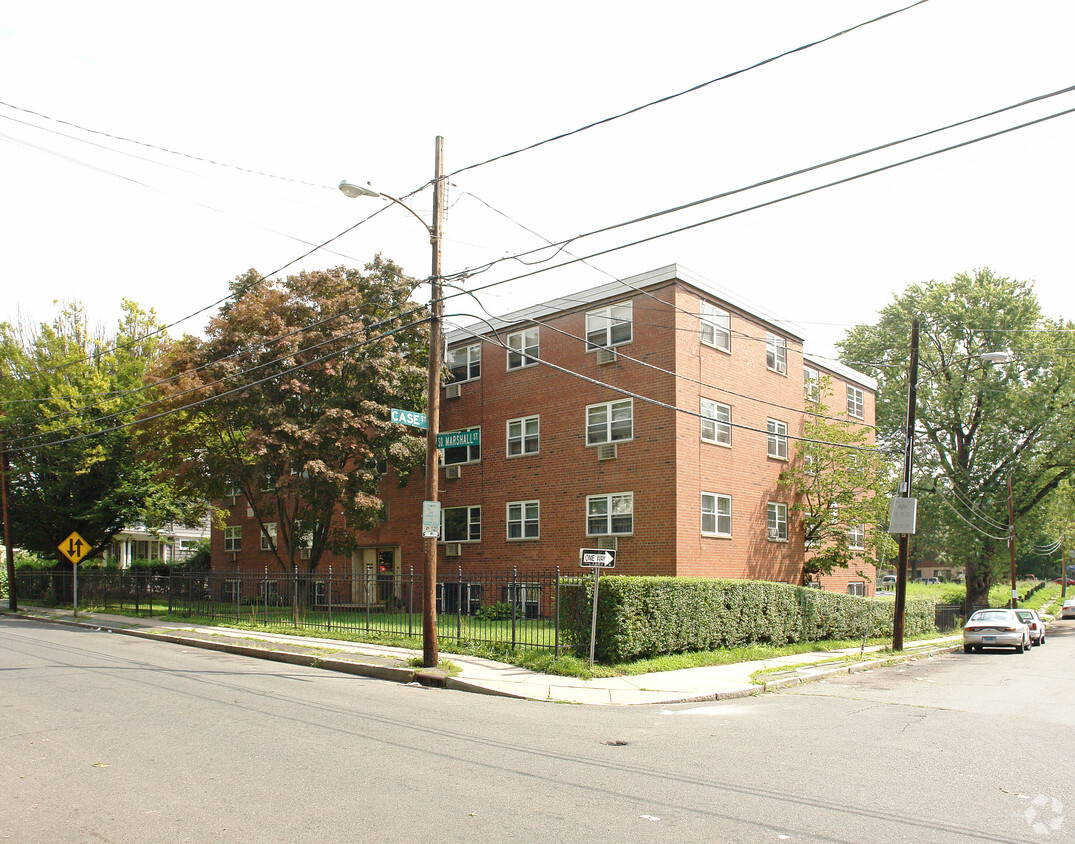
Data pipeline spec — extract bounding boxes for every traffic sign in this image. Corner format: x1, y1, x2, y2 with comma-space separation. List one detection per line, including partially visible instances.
436, 429, 480, 449
422, 501, 441, 538
887, 497, 917, 535
59, 531, 91, 565
390, 408, 428, 429
579, 548, 616, 568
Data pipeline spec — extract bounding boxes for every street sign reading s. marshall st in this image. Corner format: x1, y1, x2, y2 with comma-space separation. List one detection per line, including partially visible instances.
579, 548, 616, 568
436, 429, 480, 449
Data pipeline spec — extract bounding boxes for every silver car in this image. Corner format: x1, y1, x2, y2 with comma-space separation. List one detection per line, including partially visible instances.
1014, 609, 1045, 645
963, 609, 1031, 654
1060, 599, 1075, 620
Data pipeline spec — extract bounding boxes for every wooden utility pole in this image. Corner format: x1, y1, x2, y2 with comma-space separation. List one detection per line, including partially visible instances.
893, 318, 920, 651
1009, 475, 1017, 609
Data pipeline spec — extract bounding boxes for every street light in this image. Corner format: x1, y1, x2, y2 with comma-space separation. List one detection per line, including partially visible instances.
339, 136, 446, 668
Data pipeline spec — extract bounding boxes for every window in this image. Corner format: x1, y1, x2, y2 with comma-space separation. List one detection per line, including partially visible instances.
506, 415, 539, 457
441, 427, 481, 466
700, 301, 730, 351
767, 502, 787, 541
767, 419, 788, 459
849, 523, 866, 550
700, 399, 731, 446
446, 343, 481, 382
224, 525, 242, 552
261, 522, 277, 551
847, 386, 864, 419
701, 493, 732, 537
442, 505, 481, 542
585, 302, 632, 350
847, 582, 866, 597
766, 333, 787, 374
260, 476, 276, 493
226, 484, 242, 504
223, 580, 241, 603
506, 328, 539, 370
507, 500, 540, 540
587, 492, 634, 536
586, 399, 633, 445
804, 366, 820, 402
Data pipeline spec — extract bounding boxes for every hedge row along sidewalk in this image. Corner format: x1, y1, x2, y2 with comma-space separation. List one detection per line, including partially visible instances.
2, 606, 962, 706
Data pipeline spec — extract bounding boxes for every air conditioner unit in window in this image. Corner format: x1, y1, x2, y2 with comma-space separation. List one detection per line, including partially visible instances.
444, 542, 462, 557
596, 536, 617, 551
597, 443, 617, 461
595, 347, 617, 365
768, 528, 783, 540
445, 465, 462, 480
246, 507, 255, 518
445, 383, 462, 399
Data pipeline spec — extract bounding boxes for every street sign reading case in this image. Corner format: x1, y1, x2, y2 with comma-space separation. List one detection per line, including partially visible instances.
579, 548, 616, 568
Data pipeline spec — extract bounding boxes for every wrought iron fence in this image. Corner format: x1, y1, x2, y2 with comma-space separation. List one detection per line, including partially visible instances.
14, 565, 563, 652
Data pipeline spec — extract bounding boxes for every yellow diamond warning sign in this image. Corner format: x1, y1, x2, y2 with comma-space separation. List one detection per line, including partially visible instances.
59, 531, 91, 565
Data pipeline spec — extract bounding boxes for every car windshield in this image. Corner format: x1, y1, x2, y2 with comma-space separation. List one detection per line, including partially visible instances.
971, 611, 1011, 622
1015, 612, 1033, 621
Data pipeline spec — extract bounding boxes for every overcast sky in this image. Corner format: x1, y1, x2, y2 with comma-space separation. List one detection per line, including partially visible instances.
2, 0, 1073, 363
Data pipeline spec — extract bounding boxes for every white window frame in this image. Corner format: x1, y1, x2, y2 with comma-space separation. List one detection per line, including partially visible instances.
767, 419, 788, 460
767, 502, 788, 542
849, 523, 866, 550
586, 399, 633, 446
224, 525, 242, 552
506, 327, 539, 371
441, 505, 481, 543
766, 333, 787, 375
586, 492, 634, 536
261, 522, 277, 551
446, 343, 481, 383
700, 398, 731, 446
440, 426, 481, 466
506, 415, 540, 457
701, 492, 732, 537
506, 500, 540, 541
847, 385, 865, 419
700, 301, 731, 352
847, 582, 866, 597
585, 301, 633, 350
804, 366, 820, 402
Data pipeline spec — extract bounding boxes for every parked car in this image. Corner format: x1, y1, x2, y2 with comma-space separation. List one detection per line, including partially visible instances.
1060, 599, 1075, 620
917, 577, 941, 585
963, 608, 1031, 653
1014, 609, 1045, 646
879, 575, 897, 587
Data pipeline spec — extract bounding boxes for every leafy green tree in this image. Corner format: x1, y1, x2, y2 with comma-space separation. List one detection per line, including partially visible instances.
0, 301, 206, 563
140, 259, 428, 582
779, 380, 895, 582
838, 269, 1075, 613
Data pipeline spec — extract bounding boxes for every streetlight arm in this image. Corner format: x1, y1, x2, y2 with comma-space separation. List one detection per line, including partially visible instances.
338, 180, 433, 240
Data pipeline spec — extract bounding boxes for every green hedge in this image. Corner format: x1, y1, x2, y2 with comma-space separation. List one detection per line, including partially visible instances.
562, 576, 935, 663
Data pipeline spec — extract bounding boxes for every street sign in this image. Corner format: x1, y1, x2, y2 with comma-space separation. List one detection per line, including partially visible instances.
436, 429, 480, 449
579, 548, 616, 568
390, 408, 428, 429
887, 497, 918, 535
422, 501, 441, 538
59, 531, 91, 565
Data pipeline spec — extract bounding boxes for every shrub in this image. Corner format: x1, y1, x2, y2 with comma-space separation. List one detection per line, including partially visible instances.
562, 576, 935, 663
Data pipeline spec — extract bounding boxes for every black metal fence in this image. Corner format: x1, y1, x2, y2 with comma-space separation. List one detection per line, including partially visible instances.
15, 565, 564, 652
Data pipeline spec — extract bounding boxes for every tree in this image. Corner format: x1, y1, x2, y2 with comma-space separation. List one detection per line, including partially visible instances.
140, 259, 428, 588
779, 379, 895, 582
838, 269, 1075, 613
0, 301, 206, 562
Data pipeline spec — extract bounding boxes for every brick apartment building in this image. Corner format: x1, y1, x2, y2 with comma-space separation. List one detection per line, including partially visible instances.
212, 264, 877, 597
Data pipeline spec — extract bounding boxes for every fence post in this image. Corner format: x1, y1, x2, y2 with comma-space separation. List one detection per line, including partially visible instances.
555, 567, 560, 655
235, 566, 240, 622
457, 565, 463, 640
327, 566, 333, 631
365, 564, 371, 634
511, 566, 518, 650
408, 565, 414, 637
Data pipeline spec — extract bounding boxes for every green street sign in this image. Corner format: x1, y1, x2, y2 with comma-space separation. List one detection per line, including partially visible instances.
390, 408, 427, 429
436, 429, 480, 449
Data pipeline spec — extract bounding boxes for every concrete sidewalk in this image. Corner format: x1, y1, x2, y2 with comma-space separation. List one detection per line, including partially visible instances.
2, 606, 962, 705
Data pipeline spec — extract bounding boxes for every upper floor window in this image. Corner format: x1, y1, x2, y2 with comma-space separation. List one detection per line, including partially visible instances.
261, 522, 277, 551
847, 386, 865, 419
507, 500, 540, 540
507, 415, 540, 457
767, 502, 788, 541
447, 343, 481, 383
700, 301, 730, 352
701, 492, 732, 537
586, 302, 632, 350
804, 366, 820, 402
700, 399, 731, 446
766, 333, 787, 374
586, 399, 633, 445
849, 523, 866, 550
440, 427, 481, 466
442, 505, 481, 542
767, 419, 788, 460
506, 328, 539, 370
587, 492, 634, 536
224, 525, 242, 552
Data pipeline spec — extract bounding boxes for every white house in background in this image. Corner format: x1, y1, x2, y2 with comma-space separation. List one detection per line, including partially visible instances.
107, 518, 210, 567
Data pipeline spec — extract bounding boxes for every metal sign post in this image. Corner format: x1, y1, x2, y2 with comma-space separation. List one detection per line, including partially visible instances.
58, 531, 90, 617
580, 548, 616, 666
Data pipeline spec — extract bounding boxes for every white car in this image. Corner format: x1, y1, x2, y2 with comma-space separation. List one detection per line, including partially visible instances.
1060, 599, 1075, 620
963, 609, 1031, 654
1014, 609, 1045, 646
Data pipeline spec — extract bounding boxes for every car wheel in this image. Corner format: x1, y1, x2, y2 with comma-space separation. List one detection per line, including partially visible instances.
1016, 641, 1025, 653
964, 644, 973, 654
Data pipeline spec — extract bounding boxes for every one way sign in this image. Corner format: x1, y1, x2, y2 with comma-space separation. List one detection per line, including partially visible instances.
579, 548, 616, 568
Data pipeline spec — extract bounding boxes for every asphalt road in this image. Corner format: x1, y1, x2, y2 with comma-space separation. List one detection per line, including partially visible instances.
2, 616, 1072, 843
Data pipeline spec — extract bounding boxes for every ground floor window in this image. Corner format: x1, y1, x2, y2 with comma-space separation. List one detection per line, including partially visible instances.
587, 492, 633, 536
442, 505, 481, 542
767, 502, 787, 541
507, 500, 539, 540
